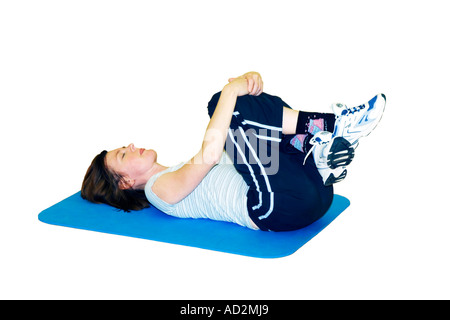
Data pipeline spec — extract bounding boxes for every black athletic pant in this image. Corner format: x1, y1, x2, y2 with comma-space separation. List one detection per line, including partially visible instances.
207, 91, 334, 231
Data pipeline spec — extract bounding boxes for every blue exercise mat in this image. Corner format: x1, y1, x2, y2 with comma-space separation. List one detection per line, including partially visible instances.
38, 192, 350, 258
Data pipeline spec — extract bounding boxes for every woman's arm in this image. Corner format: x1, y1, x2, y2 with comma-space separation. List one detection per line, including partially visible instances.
203, 71, 263, 162
152, 72, 263, 205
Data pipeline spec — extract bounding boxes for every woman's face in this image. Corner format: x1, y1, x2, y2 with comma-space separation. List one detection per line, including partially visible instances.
105, 143, 157, 187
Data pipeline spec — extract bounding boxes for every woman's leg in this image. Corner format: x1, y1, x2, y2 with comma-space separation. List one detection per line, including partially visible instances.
207, 91, 334, 231
282, 108, 335, 135
285, 109, 336, 154
282, 107, 299, 134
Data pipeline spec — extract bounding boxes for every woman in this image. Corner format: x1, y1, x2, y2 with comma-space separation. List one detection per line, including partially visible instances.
81, 72, 386, 231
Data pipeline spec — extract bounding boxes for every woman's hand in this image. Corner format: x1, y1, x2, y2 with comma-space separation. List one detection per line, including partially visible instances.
226, 71, 264, 96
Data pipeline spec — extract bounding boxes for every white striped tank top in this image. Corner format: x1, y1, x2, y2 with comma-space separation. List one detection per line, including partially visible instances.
144, 152, 258, 230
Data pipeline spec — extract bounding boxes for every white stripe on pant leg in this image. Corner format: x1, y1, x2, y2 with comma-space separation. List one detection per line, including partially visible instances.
242, 119, 283, 132
228, 129, 263, 210
237, 127, 274, 220
259, 193, 275, 220
254, 134, 281, 142
233, 111, 283, 132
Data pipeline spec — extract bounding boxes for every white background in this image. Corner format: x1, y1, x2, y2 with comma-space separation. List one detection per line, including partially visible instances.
1, 0, 449, 299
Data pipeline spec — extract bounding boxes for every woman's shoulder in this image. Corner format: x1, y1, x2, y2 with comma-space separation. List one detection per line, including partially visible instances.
145, 162, 184, 191
144, 162, 185, 211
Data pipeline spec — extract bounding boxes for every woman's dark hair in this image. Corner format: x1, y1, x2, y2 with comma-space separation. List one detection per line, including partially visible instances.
81, 150, 150, 212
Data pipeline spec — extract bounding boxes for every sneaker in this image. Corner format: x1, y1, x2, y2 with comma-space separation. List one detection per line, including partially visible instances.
304, 93, 386, 186
304, 131, 354, 185
323, 166, 348, 186
332, 93, 386, 147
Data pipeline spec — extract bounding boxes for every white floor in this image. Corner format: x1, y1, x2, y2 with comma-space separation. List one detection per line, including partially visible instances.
1, 0, 449, 299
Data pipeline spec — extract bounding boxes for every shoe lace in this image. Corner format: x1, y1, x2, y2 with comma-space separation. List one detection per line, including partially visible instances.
303, 132, 332, 165
303, 144, 316, 165
342, 103, 366, 116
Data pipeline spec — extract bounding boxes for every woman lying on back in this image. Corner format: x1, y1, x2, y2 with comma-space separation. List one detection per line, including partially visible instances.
81, 71, 385, 231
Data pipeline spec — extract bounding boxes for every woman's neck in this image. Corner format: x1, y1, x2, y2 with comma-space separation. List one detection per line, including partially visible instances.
134, 162, 168, 190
